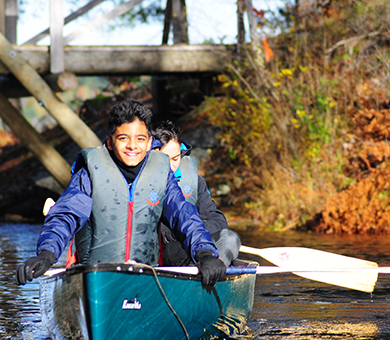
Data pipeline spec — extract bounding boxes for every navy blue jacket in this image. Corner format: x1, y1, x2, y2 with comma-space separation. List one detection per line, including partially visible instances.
37, 138, 219, 263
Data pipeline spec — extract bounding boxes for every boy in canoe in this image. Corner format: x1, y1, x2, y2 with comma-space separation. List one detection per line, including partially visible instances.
152, 120, 241, 267
15, 100, 226, 287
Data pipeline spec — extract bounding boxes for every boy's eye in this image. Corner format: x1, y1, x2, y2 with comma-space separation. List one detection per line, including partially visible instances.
172, 156, 180, 161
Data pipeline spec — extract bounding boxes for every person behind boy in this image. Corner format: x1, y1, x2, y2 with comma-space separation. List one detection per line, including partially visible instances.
152, 120, 241, 267
15, 100, 226, 287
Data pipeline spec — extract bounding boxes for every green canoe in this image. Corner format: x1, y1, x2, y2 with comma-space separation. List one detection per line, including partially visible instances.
40, 259, 257, 340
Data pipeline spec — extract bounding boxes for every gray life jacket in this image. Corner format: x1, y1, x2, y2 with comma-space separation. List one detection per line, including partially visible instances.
75, 146, 169, 265
178, 156, 198, 206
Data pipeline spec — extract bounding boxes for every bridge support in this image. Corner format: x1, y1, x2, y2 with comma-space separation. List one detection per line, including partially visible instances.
0, 93, 71, 188
0, 32, 101, 150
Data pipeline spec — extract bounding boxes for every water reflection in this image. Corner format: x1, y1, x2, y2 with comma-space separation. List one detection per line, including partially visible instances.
0, 224, 67, 339
256, 320, 379, 339
241, 230, 390, 340
2, 224, 390, 339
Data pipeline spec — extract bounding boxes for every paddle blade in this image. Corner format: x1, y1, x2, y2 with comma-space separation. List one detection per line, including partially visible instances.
240, 245, 378, 293
43, 197, 56, 216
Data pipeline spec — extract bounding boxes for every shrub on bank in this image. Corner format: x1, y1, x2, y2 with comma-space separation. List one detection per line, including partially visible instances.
200, 0, 390, 233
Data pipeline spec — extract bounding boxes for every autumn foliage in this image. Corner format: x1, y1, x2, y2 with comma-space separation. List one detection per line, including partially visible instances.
200, 0, 390, 233
317, 108, 390, 234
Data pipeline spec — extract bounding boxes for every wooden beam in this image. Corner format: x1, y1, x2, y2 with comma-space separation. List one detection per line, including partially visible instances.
0, 93, 71, 188
45, 71, 78, 92
0, 45, 232, 76
0, 71, 78, 98
50, 0, 64, 73
22, 0, 105, 45
0, 32, 101, 149
63, 0, 144, 46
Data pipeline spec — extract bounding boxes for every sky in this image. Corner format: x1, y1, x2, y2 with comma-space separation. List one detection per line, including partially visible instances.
17, 0, 285, 46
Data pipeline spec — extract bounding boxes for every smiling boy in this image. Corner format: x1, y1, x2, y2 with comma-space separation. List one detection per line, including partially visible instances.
15, 100, 226, 287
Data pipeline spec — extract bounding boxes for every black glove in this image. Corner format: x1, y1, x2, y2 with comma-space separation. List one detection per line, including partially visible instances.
161, 228, 177, 244
15, 250, 56, 285
196, 250, 226, 286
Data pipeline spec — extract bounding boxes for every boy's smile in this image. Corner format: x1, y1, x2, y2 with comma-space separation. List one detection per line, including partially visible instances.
107, 119, 152, 167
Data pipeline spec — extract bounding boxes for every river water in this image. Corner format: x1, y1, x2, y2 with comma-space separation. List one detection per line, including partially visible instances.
2, 223, 390, 339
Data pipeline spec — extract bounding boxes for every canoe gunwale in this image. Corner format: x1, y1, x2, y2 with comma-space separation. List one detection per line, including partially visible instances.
45, 258, 259, 282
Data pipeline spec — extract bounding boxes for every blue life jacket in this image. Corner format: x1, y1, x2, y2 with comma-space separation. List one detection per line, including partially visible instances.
177, 156, 198, 206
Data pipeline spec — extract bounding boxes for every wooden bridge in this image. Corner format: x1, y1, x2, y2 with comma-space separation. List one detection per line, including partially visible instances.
0, 0, 262, 191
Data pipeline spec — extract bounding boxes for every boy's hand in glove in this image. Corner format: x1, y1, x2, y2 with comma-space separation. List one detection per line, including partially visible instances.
196, 250, 226, 286
15, 250, 56, 285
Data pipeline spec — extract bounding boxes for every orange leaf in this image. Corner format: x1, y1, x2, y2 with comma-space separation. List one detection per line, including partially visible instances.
263, 38, 273, 62
253, 8, 264, 18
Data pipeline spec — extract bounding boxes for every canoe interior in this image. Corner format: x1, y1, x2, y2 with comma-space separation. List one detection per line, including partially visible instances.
40, 259, 258, 340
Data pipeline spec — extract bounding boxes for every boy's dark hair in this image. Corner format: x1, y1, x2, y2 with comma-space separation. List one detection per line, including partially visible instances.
152, 120, 182, 147
108, 100, 153, 139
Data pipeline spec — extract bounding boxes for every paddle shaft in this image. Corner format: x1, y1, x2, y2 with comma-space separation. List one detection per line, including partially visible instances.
157, 266, 390, 275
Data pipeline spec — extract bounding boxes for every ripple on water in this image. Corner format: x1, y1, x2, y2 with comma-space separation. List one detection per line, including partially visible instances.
2, 224, 390, 339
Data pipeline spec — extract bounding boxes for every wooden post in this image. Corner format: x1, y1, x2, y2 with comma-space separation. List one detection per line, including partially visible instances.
0, 93, 71, 188
50, 0, 64, 73
0, 32, 101, 149
5, 0, 17, 44
0, 0, 5, 36
172, 0, 188, 44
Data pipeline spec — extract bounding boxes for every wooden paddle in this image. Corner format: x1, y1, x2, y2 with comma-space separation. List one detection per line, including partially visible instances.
43, 197, 55, 216
239, 245, 379, 293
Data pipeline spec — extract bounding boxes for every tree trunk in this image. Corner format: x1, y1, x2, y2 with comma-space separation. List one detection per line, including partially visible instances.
172, 0, 188, 44
162, 0, 172, 44
244, 0, 264, 68
237, 0, 245, 58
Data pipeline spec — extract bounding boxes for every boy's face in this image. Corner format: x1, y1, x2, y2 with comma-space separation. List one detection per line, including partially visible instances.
107, 119, 152, 167
160, 140, 181, 173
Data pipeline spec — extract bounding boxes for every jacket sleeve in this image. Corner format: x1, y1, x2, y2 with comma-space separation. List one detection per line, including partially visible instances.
162, 171, 219, 262
37, 167, 93, 262
196, 175, 228, 235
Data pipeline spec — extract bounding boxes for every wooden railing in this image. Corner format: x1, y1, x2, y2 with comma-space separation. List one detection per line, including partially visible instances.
1, 0, 262, 75
0, 0, 263, 190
